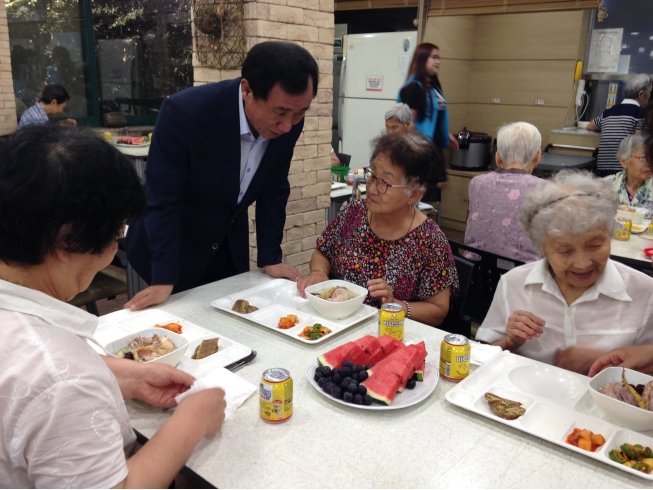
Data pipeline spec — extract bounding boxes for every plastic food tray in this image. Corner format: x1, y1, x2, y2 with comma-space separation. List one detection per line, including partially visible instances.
93, 309, 253, 379
211, 279, 377, 344
445, 352, 653, 481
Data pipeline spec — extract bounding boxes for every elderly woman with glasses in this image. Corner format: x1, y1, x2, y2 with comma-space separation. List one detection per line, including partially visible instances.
297, 133, 459, 327
604, 134, 653, 211
476, 171, 653, 374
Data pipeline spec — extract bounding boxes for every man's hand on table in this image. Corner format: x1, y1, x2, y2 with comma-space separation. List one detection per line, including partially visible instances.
554, 347, 606, 375
124, 284, 174, 311
103, 357, 195, 408
588, 345, 653, 377
263, 263, 301, 282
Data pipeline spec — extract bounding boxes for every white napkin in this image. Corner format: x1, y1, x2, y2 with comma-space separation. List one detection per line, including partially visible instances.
175, 366, 257, 421
470, 340, 502, 365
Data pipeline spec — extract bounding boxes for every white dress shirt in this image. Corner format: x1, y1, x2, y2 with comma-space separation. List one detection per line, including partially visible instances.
238, 85, 270, 204
0, 280, 136, 488
476, 259, 653, 365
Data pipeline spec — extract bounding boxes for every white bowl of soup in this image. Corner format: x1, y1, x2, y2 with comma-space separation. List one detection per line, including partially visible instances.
305, 280, 368, 319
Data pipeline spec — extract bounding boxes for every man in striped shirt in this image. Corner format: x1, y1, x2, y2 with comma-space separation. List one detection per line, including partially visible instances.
588, 74, 650, 177
18, 84, 77, 129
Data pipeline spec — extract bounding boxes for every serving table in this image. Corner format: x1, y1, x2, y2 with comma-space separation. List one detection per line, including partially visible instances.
114, 142, 149, 182
104, 271, 649, 488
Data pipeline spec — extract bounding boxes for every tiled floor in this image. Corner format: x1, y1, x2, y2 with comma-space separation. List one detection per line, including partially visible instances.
88, 225, 465, 317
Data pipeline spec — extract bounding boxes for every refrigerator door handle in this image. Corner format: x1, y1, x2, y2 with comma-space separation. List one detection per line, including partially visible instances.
338, 55, 346, 142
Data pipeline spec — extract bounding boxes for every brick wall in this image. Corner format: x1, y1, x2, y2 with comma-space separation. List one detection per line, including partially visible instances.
195, 0, 334, 276
0, 1, 17, 134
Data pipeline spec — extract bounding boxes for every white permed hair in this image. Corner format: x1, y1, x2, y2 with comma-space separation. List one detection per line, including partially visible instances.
624, 74, 652, 100
497, 122, 542, 167
520, 171, 618, 254
617, 134, 646, 161
384, 103, 412, 125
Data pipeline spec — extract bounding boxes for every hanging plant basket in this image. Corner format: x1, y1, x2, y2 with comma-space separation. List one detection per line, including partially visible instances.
192, 0, 245, 69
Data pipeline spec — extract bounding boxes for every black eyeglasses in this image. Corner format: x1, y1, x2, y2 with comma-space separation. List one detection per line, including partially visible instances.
364, 167, 410, 194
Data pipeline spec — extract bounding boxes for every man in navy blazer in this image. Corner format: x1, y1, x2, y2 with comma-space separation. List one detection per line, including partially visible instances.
124, 42, 318, 310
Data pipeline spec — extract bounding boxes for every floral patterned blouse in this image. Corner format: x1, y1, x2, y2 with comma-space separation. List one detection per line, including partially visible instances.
316, 199, 460, 307
605, 171, 653, 212
465, 168, 545, 263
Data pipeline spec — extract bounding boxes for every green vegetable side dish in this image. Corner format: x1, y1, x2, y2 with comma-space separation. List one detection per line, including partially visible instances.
609, 444, 653, 474
298, 323, 332, 341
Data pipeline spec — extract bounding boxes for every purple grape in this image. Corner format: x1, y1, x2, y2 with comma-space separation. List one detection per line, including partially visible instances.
321, 366, 332, 377
363, 394, 372, 405
340, 366, 352, 377
331, 386, 343, 399
322, 382, 334, 394
332, 373, 342, 385
342, 360, 354, 369
356, 385, 367, 396
354, 364, 364, 373
347, 383, 358, 393
343, 391, 354, 403
317, 377, 328, 387
314, 372, 323, 382
358, 370, 368, 381
406, 378, 417, 390
353, 394, 363, 405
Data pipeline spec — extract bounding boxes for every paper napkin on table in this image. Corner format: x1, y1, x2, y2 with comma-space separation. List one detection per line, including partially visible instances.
470, 340, 502, 365
175, 366, 257, 421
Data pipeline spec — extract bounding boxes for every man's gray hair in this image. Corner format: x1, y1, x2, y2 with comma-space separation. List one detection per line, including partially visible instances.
497, 122, 542, 167
385, 103, 412, 125
520, 171, 618, 255
617, 134, 646, 161
624, 74, 652, 100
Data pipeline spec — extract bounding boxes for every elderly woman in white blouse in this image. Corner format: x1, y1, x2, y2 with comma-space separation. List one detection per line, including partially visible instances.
0, 126, 225, 488
476, 171, 653, 374
605, 134, 653, 211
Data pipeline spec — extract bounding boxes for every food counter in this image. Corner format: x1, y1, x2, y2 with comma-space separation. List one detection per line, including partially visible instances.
100, 271, 650, 488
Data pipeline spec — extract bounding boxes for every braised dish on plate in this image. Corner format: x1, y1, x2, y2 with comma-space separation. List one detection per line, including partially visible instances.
299, 324, 332, 341
114, 334, 175, 362
602, 369, 653, 411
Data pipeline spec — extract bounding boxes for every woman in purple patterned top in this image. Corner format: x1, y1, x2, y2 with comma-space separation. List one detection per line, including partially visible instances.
297, 133, 459, 327
465, 122, 546, 263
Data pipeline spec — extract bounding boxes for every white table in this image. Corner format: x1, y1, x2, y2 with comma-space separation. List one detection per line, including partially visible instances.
610, 234, 653, 275
114, 141, 149, 182
101, 272, 649, 488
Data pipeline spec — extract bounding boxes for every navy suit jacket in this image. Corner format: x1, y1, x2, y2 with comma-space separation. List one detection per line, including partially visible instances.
125, 77, 303, 292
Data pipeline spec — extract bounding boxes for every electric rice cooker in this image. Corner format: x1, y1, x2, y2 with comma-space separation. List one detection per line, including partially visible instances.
449, 128, 492, 170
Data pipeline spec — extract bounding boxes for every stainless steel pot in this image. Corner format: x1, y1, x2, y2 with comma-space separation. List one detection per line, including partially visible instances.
450, 128, 492, 170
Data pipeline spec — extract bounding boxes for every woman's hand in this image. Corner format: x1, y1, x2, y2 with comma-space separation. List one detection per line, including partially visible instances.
176, 388, 226, 437
588, 345, 653, 377
103, 357, 195, 408
448, 133, 459, 150
297, 271, 329, 298
367, 278, 394, 304
504, 310, 545, 349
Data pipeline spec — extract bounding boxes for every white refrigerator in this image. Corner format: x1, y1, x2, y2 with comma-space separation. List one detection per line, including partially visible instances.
338, 31, 417, 168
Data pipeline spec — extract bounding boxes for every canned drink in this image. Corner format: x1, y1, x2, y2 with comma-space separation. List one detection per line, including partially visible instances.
379, 303, 405, 341
102, 131, 113, 142
645, 223, 653, 236
613, 217, 632, 241
260, 368, 293, 423
439, 334, 471, 382
148, 132, 153, 142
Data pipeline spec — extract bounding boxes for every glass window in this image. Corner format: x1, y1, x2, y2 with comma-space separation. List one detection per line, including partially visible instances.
7, 0, 95, 120
6, 0, 194, 125
92, 0, 193, 121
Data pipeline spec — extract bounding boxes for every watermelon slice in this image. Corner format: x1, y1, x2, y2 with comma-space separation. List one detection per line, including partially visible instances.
318, 342, 355, 369
354, 335, 381, 364
361, 368, 402, 405
414, 360, 425, 382
378, 335, 402, 356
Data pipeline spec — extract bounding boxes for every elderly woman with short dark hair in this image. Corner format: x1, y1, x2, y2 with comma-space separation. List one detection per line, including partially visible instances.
465, 122, 545, 262
297, 133, 459, 327
604, 134, 653, 211
476, 171, 653, 374
0, 125, 226, 488
384, 103, 413, 135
